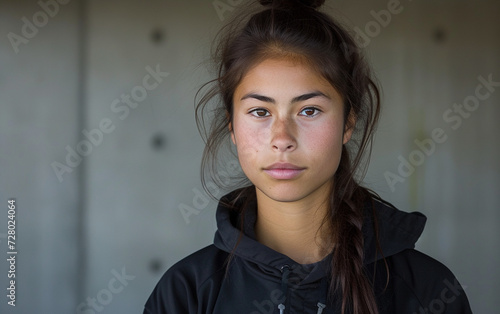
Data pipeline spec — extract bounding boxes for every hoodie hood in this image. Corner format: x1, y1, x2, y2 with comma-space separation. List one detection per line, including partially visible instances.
146, 193, 472, 314
213, 189, 427, 285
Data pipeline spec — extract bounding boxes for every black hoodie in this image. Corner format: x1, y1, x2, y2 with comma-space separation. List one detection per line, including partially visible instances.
144, 191, 472, 313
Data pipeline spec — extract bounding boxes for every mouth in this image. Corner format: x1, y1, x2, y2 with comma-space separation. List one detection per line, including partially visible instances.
263, 163, 306, 180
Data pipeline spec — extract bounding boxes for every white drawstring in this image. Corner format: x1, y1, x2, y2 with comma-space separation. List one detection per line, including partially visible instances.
317, 302, 326, 314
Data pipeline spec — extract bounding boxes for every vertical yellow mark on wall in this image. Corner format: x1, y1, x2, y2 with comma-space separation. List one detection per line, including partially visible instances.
408, 107, 425, 211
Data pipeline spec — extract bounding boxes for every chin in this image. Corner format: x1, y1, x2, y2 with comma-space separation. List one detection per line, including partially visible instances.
256, 184, 312, 203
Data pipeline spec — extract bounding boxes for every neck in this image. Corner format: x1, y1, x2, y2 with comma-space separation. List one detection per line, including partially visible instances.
254, 188, 333, 264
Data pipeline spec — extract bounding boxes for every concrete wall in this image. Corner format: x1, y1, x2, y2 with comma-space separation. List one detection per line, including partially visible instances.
0, 0, 498, 313
1, 0, 82, 312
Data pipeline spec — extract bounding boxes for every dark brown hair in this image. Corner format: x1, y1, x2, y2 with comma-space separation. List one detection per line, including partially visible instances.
195, 0, 386, 313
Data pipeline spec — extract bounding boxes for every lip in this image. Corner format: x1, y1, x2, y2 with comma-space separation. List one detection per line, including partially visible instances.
263, 162, 305, 180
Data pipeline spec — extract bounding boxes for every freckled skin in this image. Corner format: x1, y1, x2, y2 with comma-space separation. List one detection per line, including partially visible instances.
231, 58, 352, 206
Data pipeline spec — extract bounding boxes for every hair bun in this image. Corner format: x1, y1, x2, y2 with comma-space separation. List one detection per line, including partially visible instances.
258, 0, 326, 9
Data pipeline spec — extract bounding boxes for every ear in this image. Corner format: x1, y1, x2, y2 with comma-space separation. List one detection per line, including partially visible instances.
229, 122, 236, 145
343, 110, 356, 144
226, 110, 236, 145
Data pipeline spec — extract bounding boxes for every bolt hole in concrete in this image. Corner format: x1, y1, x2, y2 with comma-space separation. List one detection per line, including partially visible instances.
149, 259, 163, 273
150, 27, 165, 44
151, 133, 166, 151
433, 27, 447, 44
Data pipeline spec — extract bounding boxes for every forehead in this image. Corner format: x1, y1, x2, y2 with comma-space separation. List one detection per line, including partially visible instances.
234, 57, 339, 100
240, 58, 326, 84
244, 57, 322, 78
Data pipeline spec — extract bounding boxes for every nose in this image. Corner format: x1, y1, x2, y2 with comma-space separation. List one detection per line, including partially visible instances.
271, 118, 297, 152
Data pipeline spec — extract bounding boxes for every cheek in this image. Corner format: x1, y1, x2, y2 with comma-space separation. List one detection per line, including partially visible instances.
232, 119, 266, 162
302, 121, 345, 155
233, 113, 269, 146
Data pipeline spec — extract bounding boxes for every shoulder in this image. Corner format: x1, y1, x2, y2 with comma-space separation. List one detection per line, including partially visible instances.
387, 249, 472, 313
390, 249, 452, 277
144, 245, 229, 314
164, 244, 228, 282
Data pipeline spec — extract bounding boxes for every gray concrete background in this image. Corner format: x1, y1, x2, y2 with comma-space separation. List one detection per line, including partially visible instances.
0, 0, 498, 313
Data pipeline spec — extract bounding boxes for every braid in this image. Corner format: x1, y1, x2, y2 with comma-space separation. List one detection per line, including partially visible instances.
329, 150, 379, 313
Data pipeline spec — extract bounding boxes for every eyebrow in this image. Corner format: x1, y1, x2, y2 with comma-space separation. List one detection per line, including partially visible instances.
240, 91, 330, 104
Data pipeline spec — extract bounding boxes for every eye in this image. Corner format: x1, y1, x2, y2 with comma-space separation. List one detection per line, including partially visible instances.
299, 107, 321, 117
249, 108, 270, 117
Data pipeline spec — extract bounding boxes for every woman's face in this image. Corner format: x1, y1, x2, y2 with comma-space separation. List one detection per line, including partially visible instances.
231, 58, 352, 204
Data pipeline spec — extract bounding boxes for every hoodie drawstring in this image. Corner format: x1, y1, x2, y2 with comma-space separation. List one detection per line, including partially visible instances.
316, 278, 327, 313
278, 265, 290, 314
317, 302, 326, 314
277, 265, 327, 314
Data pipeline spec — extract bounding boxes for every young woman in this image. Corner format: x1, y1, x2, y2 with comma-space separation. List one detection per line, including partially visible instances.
144, 0, 472, 313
